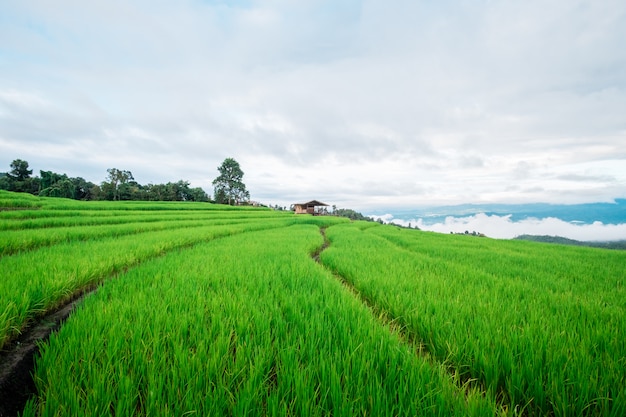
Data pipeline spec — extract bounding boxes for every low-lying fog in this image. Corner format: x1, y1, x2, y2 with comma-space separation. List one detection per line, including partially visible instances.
372, 213, 626, 242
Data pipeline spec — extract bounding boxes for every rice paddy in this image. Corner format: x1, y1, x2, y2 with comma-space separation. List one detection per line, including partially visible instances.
1, 190, 624, 416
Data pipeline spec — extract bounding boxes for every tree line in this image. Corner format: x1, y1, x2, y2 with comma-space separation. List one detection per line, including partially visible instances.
1, 158, 384, 220
0, 158, 249, 204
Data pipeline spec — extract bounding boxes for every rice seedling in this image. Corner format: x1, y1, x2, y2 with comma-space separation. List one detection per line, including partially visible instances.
0, 216, 284, 256
8, 192, 622, 415
320, 223, 626, 416
0, 190, 44, 209
0, 218, 296, 349
0, 209, 287, 231
24, 225, 501, 416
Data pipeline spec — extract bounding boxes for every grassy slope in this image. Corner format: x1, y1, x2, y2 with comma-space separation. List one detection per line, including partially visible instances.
2, 191, 625, 416
23, 225, 498, 416
321, 223, 626, 416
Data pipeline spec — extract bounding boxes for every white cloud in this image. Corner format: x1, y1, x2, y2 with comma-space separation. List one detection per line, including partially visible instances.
374, 213, 626, 242
0, 0, 625, 210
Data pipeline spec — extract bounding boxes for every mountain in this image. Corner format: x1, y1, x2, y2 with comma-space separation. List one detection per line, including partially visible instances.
514, 235, 626, 250
373, 199, 626, 226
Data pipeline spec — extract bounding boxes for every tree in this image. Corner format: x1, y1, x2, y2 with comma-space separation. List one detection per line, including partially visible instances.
214, 187, 227, 205
40, 170, 67, 191
334, 208, 374, 222
187, 186, 209, 202
2, 159, 35, 192
9, 159, 32, 181
212, 158, 249, 205
0, 173, 9, 191
39, 178, 74, 198
39, 170, 73, 198
102, 168, 134, 200
71, 177, 97, 200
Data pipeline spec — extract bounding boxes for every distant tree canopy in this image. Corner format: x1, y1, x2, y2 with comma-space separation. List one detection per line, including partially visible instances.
212, 158, 249, 205
39, 171, 75, 199
0, 159, 209, 202
333, 207, 374, 222
101, 168, 135, 201
0, 159, 38, 193
515, 234, 626, 250
9, 159, 32, 181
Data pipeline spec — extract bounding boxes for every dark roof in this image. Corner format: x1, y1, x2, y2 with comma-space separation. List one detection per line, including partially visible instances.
295, 200, 328, 207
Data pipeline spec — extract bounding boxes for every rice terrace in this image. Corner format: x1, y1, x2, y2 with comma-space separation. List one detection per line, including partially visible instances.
0, 190, 624, 416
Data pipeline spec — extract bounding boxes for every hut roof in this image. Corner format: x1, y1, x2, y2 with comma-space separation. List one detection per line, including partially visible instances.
295, 200, 328, 207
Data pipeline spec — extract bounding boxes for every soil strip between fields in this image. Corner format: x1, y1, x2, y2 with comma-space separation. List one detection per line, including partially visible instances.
312, 227, 429, 355
0, 289, 91, 417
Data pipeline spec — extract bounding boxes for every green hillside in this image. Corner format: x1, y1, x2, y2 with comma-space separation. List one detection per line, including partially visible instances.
515, 234, 626, 250
1, 190, 624, 416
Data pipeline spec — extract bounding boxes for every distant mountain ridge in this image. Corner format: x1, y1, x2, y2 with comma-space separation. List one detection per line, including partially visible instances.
374, 199, 626, 226
514, 235, 626, 250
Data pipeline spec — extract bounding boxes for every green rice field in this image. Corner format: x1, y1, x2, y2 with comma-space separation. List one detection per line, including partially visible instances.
1, 190, 624, 416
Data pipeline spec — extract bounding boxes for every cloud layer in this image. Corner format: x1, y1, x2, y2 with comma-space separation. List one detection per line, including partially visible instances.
1, 0, 625, 210
374, 213, 626, 241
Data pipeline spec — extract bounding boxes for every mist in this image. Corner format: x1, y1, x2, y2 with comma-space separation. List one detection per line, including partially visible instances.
374, 213, 626, 242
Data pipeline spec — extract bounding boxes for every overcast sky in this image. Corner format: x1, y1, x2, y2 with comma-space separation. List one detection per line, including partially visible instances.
1, 0, 625, 211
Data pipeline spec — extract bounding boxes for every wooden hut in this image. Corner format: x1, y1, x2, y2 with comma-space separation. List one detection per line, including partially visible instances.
294, 200, 329, 215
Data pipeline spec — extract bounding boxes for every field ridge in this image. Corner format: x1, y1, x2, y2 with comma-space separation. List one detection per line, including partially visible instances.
0, 293, 82, 416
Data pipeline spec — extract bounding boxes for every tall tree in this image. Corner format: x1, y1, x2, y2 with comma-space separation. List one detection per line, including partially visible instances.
212, 158, 249, 205
2, 159, 35, 192
8, 159, 32, 181
71, 177, 97, 200
102, 168, 134, 200
0, 173, 9, 191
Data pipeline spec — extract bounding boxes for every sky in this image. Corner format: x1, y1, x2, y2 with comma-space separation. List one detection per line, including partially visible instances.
1, 0, 626, 214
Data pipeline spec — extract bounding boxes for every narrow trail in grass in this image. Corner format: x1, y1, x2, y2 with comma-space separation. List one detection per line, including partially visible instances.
313, 227, 428, 355
312, 226, 508, 414
0, 291, 87, 417
0, 259, 174, 416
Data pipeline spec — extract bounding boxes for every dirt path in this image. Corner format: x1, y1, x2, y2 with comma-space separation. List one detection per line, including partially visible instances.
311, 227, 330, 262
0, 289, 93, 417
311, 227, 429, 355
